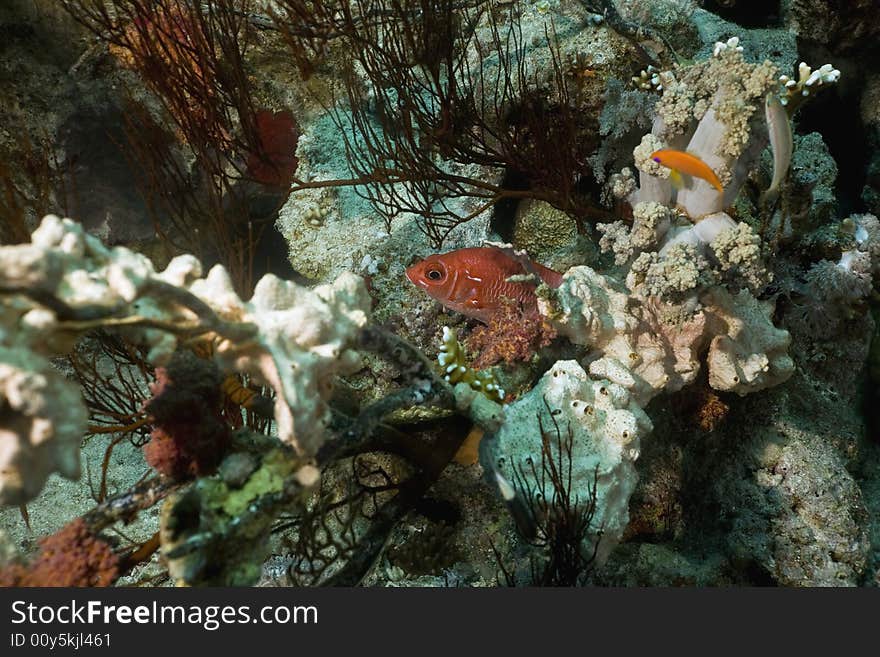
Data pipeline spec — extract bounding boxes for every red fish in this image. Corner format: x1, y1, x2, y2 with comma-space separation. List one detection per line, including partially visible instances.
405, 247, 563, 323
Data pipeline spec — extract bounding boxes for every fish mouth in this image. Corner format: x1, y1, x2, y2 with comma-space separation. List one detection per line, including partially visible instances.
404, 268, 422, 287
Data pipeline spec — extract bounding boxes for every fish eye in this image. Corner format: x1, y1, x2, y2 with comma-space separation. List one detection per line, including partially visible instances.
426, 269, 443, 281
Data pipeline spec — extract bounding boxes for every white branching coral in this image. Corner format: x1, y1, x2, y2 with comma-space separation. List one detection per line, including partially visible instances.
0, 347, 87, 506
712, 36, 744, 57
779, 62, 842, 110
190, 266, 369, 456
0, 216, 370, 502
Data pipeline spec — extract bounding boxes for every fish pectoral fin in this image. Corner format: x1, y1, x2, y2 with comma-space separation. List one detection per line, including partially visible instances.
450, 286, 478, 305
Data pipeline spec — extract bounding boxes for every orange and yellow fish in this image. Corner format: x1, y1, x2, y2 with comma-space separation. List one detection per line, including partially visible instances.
405, 247, 562, 323
650, 149, 724, 193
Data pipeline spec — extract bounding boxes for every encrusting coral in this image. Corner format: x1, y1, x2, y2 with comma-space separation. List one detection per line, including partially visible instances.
491, 360, 652, 565
466, 298, 558, 370
0, 518, 119, 587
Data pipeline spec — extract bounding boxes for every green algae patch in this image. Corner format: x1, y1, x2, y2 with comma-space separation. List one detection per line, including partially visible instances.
205, 448, 296, 518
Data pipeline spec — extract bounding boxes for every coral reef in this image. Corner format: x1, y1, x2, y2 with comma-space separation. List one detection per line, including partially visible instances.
2, 0, 879, 590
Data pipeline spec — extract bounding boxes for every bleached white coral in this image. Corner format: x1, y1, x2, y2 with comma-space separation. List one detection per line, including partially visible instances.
0, 347, 87, 506
703, 289, 794, 395
0, 215, 371, 502
544, 265, 792, 404
492, 360, 651, 564
545, 266, 706, 406
190, 268, 369, 455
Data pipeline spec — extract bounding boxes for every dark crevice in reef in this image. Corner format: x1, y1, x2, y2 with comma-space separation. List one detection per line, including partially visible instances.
794, 39, 871, 217
702, 0, 783, 29
490, 169, 528, 242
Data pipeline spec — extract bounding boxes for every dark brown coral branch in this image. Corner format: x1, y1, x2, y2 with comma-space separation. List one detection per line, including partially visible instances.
273, 0, 610, 247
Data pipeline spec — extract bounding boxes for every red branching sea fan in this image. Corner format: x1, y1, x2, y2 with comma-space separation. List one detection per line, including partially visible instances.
142, 351, 231, 480
0, 519, 119, 587
245, 110, 300, 187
